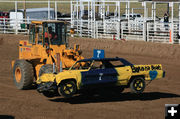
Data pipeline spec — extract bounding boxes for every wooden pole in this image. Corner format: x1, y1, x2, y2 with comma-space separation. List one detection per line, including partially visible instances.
167, 3, 169, 14
24, 0, 26, 19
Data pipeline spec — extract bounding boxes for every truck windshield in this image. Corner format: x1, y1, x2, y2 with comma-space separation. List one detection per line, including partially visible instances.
70, 61, 92, 70
44, 23, 67, 45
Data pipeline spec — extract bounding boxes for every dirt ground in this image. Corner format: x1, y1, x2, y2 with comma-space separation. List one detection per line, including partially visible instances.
0, 34, 180, 119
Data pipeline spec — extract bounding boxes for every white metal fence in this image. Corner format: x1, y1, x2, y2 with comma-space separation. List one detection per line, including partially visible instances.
0, 0, 180, 44
1, 17, 179, 44
73, 18, 180, 44
0, 18, 29, 34
73, 20, 120, 39
70, 0, 180, 44
147, 22, 180, 44
147, 22, 170, 43
121, 20, 144, 41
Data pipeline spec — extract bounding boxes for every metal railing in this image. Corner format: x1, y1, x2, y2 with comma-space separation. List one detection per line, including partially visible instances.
0, 0, 180, 45
121, 20, 144, 41
0, 18, 28, 34
0, 17, 71, 35
147, 22, 170, 43
1, 17, 180, 44
147, 21, 180, 44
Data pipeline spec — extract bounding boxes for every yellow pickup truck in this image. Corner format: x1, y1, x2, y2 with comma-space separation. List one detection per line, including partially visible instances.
37, 57, 165, 98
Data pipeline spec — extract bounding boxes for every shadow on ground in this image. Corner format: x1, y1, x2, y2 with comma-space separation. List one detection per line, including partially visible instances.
0, 115, 15, 119
49, 92, 180, 104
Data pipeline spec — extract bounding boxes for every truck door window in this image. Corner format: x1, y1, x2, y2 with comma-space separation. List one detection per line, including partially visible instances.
107, 60, 125, 67
71, 61, 92, 70
91, 61, 104, 69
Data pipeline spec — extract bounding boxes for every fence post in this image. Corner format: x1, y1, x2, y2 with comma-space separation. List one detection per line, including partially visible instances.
96, 21, 98, 39
55, 1, 57, 20
147, 22, 149, 42
127, 1, 130, 30
71, 1, 73, 28
152, 22, 154, 42
171, 2, 174, 44
94, 21, 96, 38
76, 1, 79, 36
3, 17, 5, 34
15, 1, 18, 35
143, 2, 147, 41
48, 0, 50, 20
117, 22, 120, 40
153, 2, 156, 32
179, 3, 180, 43
90, 1, 93, 38
121, 22, 124, 39
80, 0, 83, 37
93, 1, 96, 38
88, 1, 90, 37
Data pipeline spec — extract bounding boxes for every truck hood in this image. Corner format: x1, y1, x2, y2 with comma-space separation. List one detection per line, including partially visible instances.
36, 73, 56, 84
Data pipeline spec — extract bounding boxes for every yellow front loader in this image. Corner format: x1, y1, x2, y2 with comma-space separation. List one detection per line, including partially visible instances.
12, 20, 84, 89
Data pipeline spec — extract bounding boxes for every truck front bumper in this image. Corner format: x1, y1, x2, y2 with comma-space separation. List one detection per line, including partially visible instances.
37, 81, 57, 93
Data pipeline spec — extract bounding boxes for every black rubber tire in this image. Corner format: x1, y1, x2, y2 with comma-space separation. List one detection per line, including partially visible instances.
80, 89, 96, 96
106, 86, 125, 95
58, 81, 77, 98
42, 91, 55, 98
39, 64, 53, 77
13, 60, 34, 90
130, 77, 145, 94
118, 87, 125, 93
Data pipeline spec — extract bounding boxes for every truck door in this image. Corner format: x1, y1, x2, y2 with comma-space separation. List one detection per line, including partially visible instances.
81, 61, 118, 86
115, 66, 132, 85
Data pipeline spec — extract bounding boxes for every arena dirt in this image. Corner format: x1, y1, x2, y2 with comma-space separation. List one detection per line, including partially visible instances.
0, 34, 180, 119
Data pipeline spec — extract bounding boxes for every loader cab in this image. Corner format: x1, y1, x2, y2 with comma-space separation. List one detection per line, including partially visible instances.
29, 21, 68, 47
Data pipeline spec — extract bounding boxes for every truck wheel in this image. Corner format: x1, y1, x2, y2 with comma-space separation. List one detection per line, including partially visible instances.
130, 77, 145, 94
39, 64, 53, 77
13, 60, 34, 90
58, 81, 77, 98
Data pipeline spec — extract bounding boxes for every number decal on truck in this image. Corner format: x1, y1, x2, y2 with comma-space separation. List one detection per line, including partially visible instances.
97, 50, 101, 58
99, 73, 103, 81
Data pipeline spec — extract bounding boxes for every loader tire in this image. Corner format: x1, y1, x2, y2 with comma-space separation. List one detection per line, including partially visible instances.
39, 64, 53, 77
13, 60, 34, 90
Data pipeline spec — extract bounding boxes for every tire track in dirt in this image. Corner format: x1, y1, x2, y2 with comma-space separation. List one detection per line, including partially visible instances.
0, 34, 180, 119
